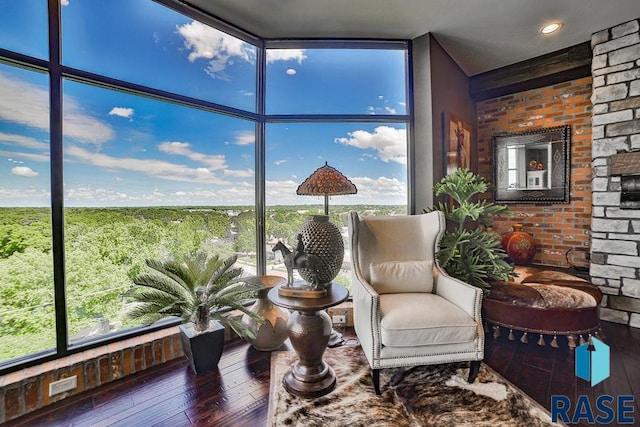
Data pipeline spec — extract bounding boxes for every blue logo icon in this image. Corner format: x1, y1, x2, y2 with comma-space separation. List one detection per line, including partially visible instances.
575, 337, 609, 386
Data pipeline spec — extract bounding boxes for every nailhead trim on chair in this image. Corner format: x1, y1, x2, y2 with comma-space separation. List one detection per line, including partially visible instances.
350, 211, 484, 372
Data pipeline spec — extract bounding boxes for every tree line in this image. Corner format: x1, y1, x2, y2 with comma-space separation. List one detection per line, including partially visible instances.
0, 205, 403, 361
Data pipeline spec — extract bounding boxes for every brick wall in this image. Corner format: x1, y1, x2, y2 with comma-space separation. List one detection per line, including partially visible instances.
477, 77, 593, 267
590, 19, 640, 328
0, 327, 183, 424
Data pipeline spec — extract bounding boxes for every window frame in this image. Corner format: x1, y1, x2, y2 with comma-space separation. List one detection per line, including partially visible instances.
0, 0, 413, 375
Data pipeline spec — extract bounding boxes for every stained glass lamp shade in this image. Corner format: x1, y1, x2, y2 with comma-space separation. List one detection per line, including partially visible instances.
296, 162, 357, 215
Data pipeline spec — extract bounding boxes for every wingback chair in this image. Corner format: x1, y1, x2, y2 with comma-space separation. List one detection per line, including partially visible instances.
348, 210, 484, 394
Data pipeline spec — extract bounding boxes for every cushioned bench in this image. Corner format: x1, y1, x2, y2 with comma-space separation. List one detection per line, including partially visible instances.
482, 266, 603, 349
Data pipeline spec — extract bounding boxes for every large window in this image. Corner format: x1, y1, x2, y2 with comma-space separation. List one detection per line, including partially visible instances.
0, 64, 55, 362
61, 80, 256, 344
265, 45, 409, 289
62, 0, 257, 111
266, 48, 407, 115
0, 1, 410, 372
265, 121, 408, 288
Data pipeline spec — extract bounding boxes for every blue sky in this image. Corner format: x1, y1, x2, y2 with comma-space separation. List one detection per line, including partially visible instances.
0, 1, 408, 207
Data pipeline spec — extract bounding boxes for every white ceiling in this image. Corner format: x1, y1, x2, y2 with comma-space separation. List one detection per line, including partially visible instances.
184, 0, 640, 76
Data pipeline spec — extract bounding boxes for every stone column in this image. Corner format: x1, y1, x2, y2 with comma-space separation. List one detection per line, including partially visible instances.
590, 18, 640, 328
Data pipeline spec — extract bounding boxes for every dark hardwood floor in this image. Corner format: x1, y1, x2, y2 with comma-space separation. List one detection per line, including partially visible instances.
7, 321, 640, 427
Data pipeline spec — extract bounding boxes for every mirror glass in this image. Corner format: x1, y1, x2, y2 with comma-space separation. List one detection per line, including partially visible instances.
493, 125, 570, 203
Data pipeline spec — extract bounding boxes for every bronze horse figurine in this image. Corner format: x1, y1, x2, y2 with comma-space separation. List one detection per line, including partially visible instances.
272, 237, 322, 288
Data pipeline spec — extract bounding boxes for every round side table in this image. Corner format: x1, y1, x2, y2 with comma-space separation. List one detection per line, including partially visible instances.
268, 282, 349, 399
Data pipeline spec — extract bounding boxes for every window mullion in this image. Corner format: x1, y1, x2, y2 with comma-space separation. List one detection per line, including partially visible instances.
48, 0, 69, 356
255, 40, 267, 276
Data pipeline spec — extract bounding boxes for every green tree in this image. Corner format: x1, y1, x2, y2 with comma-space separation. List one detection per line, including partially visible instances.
0, 249, 55, 335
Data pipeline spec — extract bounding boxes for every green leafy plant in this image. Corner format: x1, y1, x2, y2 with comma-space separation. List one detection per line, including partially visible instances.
424, 168, 514, 292
128, 252, 264, 337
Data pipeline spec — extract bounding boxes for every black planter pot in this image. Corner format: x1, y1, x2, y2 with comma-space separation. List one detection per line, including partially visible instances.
179, 320, 225, 374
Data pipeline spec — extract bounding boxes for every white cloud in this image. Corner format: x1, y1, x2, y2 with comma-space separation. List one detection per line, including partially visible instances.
0, 72, 49, 134
264, 175, 406, 205
64, 100, 115, 146
349, 176, 407, 204
11, 166, 38, 177
384, 106, 397, 114
61, 0, 69, 5
234, 130, 255, 146
240, 90, 254, 96
0, 150, 49, 163
223, 168, 254, 178
335, 126, 407, 165
108, 107, 134, 119
266, 49, 307, 64
66, 145, 231, 185
215, 182, 255, 204
274, 159, 287, 166
173, 182, 254, 205
0, 72, 114, 146
157, 141, 227, 170
265, 179, 301, 204
286, 69, 297, 75
0, 187, 50, 206
398, 102, 406, 106
176, 21, 256, 80
174, 189, 216, 198
62, 184, 256, 207
352, 176, 405, 193
65, 185, 129, 204
0, 132, 48, 150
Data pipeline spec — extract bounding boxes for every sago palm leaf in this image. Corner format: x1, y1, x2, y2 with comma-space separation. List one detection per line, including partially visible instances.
146, 259, 193, 287
214, 315, 256, 339
133, 272, 193, 305
129, 251, 264, 337
206, 255, 240, 291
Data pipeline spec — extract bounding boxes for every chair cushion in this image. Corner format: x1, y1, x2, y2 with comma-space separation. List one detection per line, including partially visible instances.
369, 260, 433, 294
378, 293, 477, 347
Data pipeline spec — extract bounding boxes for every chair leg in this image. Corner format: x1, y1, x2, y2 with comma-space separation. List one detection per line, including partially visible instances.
372, 369, 381, 395
468, 360, 481, 383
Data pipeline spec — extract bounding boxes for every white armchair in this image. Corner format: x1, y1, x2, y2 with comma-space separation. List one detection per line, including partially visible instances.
348, 210, 484, 394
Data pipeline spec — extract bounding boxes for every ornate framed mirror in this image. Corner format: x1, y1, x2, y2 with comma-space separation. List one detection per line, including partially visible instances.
492, 125, 571, 203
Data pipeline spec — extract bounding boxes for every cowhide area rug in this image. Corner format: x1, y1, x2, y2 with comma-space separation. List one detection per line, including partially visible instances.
268, 345, 563, 427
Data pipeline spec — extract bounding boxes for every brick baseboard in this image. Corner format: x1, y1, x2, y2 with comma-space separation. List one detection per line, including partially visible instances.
0, 327, 184, 423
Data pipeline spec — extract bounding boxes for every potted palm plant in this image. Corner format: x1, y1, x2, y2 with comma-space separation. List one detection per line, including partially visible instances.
424, 168, 514, 293
128, 251, 264, 373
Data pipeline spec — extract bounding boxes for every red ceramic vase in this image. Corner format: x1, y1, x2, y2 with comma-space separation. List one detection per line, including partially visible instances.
501, 223, 536, 264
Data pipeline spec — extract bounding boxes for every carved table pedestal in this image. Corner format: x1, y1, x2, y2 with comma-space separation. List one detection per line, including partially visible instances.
268, 282, 349, 398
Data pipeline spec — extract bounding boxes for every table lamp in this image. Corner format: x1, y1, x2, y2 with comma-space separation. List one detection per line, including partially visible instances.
296, 161, 357, 215
296, 162, 357, 346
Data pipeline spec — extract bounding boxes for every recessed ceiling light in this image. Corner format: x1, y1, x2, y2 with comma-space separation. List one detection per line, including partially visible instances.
541, 22, 562, 35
